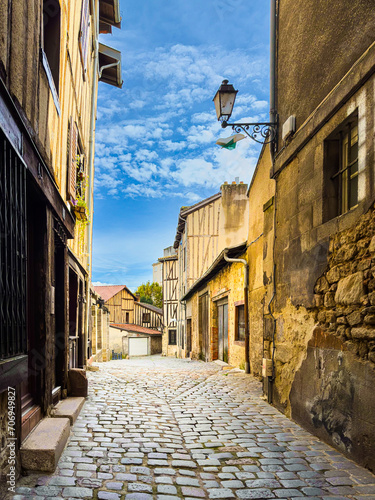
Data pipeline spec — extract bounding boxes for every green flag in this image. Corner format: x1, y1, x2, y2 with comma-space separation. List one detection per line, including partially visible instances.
216, 133, 245, 149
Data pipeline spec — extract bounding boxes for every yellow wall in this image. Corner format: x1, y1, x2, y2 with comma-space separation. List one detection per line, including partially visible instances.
186, 255, 247, 369
0, 0, 97, 272
247, 144, 276, 377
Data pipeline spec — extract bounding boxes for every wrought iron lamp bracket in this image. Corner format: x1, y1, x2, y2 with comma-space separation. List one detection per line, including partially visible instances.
221, 120, 277, 145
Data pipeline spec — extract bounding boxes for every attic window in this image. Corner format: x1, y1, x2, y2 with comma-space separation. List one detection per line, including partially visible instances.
142, 313, 151, 323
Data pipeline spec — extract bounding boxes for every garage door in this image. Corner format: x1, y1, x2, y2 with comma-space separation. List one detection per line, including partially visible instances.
128, 337, 149, 356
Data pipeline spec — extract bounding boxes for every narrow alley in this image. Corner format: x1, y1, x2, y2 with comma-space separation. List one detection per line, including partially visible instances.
14, 357, 375, 500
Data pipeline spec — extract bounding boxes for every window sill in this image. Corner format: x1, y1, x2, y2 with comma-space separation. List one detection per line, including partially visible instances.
41, 49, 61, 116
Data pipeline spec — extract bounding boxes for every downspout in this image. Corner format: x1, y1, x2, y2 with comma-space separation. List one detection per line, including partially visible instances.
267, 0, 278, 402
85, 0, 99, 365
270, 0, 277, 166
224, 251, 250, 374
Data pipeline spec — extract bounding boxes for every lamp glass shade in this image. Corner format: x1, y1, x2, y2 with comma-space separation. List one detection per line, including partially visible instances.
213, 80, 238, 121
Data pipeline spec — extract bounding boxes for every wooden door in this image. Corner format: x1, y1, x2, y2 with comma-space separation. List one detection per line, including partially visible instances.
186, 318, 192, 354
199, 293, 209, 361
217, 300, 228, 362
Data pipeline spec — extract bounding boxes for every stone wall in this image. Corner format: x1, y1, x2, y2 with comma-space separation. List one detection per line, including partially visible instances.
313, 205, 375, 365
289, 204, 375, 472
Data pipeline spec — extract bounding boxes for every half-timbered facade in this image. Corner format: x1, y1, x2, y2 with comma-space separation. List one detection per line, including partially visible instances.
171, 182, 248, 357
0, 0, 122, 478
158, 247, 179, 356
93, 285, 137, 325
93, 285, 163, 328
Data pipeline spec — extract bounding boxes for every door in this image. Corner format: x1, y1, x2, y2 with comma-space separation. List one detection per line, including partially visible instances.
128, 337, 149, 356
217, 300, 228, 362
186, 318, 192, 355
199, 293, 209, 361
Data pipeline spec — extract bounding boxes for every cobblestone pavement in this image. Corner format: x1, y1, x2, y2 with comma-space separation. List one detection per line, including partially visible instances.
14, 356, 375, 499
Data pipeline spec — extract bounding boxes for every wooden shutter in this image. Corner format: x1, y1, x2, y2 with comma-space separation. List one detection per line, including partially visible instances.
68, 119, 77, 200
79, 0, 90, 75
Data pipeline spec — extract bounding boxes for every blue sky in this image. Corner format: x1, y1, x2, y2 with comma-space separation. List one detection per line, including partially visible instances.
92, 0, 270, 290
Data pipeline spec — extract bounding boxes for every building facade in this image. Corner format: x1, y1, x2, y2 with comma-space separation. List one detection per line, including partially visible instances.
0, 0, 121, 478
182, 243, 248, 367
167, 181, 248, 358
261, 0, 375, 471
158, 247, 179, 357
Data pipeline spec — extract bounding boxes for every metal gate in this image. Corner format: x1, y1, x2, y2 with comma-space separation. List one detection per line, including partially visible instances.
0, 130, 27, 359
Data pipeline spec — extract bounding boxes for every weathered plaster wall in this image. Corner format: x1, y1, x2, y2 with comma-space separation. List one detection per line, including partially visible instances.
277, 0, 375, 141
247, 144, 276, 378
109, 326, 126, 355
219, 183, 249, 250
271, 66, 375, 471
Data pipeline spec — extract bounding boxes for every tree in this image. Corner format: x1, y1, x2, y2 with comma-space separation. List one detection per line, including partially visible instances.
135, 281, 163, 309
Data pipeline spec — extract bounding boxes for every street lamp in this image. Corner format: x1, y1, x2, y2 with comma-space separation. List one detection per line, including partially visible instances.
213, 79, 277, 145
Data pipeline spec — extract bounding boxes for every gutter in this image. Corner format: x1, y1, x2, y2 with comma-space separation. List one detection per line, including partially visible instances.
223, 251, 250, 375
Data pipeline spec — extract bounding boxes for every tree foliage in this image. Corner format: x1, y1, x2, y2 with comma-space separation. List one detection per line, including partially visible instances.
135, 281, 163, 309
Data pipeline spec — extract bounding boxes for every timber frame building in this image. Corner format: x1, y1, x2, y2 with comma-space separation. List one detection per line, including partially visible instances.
0, 0, 122, 478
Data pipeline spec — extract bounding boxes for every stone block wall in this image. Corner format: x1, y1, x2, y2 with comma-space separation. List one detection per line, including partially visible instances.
289, 204, 375, 472
313, 204, 375, 362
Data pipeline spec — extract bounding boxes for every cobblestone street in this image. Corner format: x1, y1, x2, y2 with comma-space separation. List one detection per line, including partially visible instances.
14, 356, 375, 500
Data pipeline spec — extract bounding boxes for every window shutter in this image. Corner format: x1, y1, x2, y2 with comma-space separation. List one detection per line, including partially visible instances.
68, 119, 78, 200
79, 0, 90, 75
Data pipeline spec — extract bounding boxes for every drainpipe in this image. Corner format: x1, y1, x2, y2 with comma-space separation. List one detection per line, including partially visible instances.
85, 0, 99, 365
266, 0, 278, 404
270, 0, 277, 166
224, 251, 250, 374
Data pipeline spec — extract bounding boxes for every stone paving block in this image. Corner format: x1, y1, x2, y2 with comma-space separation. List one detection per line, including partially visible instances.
98, 492, 121, 500
157, 484, 177, 494
274, 489, 304, 497
236, 489, 275, 499
128, 483, 153, 493
125, 494, 153, 500
208, 488, 236, 498
62, 486, 93, 497
13, 357, 375, 500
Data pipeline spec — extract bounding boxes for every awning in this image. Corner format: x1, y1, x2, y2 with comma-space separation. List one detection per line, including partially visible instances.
98, 43, 122, 88
99, 0, 121, 33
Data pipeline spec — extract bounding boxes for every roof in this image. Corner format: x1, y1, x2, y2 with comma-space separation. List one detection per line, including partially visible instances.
181, 242, 248, 302
135, 302, 163, 315
99, 0, 121, 32
173, 192, 221, 248
93, 285, 137, 302
158, 255, 178, 262
98, 43, 122, 88
110, 324, 162, 336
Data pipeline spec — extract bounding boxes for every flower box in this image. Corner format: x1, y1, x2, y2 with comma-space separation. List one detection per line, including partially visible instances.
73, 205, 88, 222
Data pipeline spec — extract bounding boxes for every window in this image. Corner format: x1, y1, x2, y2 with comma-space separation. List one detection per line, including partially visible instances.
324, 113, 359, 221
142, 313, 151, 323
43, 0, 61, 93
168, 329, 176, 345
125, 312, 129, 323
79, 0, 90, 77
235, 304, 245, 342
